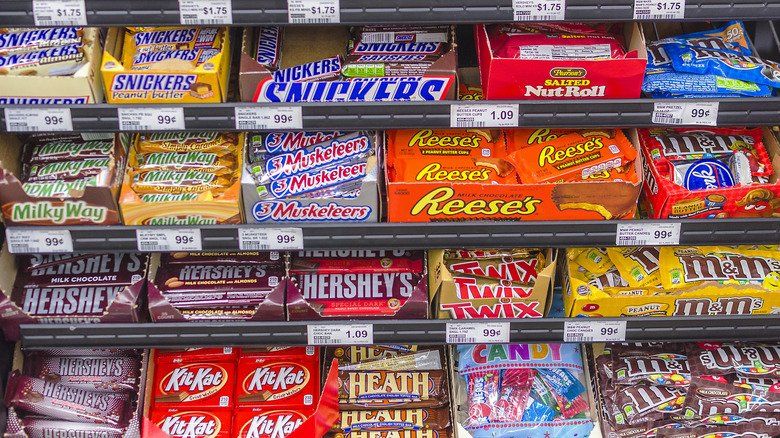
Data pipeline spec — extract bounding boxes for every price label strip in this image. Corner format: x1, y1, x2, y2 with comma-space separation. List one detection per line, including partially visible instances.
235, 106, 303, 130
117, 107, 186, 131
616, 222, 681, 246
564, 320, 626, 343
308, 323, 373, 345
6, 228, 74, 253
33, 0, 87, 26
238, 228, 304, 250
513, 0, 565, 21
446, 322, 510, 344
135, 228, 202, 252
287, 0, 340, 23
634, 0, 685, 20
178, 0, 232, 25
652, 102, 718, 126
5, 108, 73, 132
450, 104, 519, 128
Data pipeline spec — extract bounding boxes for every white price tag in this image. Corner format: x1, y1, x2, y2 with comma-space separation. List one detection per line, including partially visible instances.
446, 322, 510, 344
135, 229, 202, 252
33, 0, 87, 26
616, 222, 681, 246
117, 107, 185, 131
308, 324, 373, 345
238, 228, 303, 250
513, 0, 566, 21
287, 0, 339, 23
6, 228, 73, 253
634, 0, 685, 20
450, 104, 519, 128
179, 0, 232, 24
235, 107, 303, 130
5, 108, 73, 132
652, 102, 718, 126
565, 320, 626, 343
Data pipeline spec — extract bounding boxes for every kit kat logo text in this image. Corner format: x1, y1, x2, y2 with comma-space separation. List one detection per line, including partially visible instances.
158, 411, 222, 438
160, 363, 227, 401
241, 362, 309, 401
238, 411, 307, 438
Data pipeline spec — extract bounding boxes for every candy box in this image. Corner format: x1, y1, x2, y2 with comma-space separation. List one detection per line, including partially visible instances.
239, 26, 457, 102
475, 22, 647, 99
642, 127, 780, 219
236, 355, 320, 408
429, 248, 557, 319
0, 28, 105, 104
0, 249, 148, 341
101, 27, 231, 104
0, 133, 127, 226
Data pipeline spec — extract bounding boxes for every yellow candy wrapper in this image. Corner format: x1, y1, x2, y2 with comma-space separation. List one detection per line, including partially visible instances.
607, 247, 662, 288
660, 246, 780, 290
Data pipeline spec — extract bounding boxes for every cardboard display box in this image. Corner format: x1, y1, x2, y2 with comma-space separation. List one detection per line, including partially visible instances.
429, 248, 557, 319
101, 27, 231, 104
0, 133, 127, 226
239, 26, 457, 102
643, 127, 780, 219
386, 129, 643, 222
0, 28, 105, 104
475, 23, 646, 100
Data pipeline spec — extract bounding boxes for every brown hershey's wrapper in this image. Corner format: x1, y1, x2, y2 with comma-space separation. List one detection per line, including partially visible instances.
21, 419, 125, 438
5, 371, 129, 426
332, 407, 451, 433
338, 369, 448, 409
162, 251, 282, 265
11, 284, 133, 317
17, 253, 91, 272
18, 253, 148, 287
26, 354, 140, 393
290, 255, 423, 274
294, 250, 422, 260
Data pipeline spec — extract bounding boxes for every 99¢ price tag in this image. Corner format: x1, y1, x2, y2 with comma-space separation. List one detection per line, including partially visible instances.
634, 0, 685, 19
235, 107, 303, 130
451, 104, 519, 128
5, 108, 73, 132
652, 102, 718, 126
33, 0, 87, 26
136, 229, 202, 252
179, 0, 232, 24
616, 222, 680, 246
308, 323, 373, 345
238, 228, 303, 250
446, 322, 510, 344
118, 107, 185, 131
564, 321, 626, 343
7, 228, 74, 253
288, 0, 340, 23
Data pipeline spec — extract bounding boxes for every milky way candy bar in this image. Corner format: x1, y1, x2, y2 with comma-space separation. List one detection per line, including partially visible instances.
24, 140, 114, 164
255, 26, 282, 69
295, 272, 421, 316
131, 170, 234, 194
291, 251, 423, 274
348, 41, 446, 56
354, 25, 450, 44
0, 43, 86, 76
332, 407, 451, 433
271, 56, 342, 82
5, 371, 130, 426
19, 252, 147, 287
24, 158, 112, 183
22, 178, 99, 198
26, 354, 140, 392
136, 132, 239, 154
338, 369, 449, 409
163, 251, 282, 265
130, 47, 220, 70
135, 150, 237, 174
20, 419, 126, 438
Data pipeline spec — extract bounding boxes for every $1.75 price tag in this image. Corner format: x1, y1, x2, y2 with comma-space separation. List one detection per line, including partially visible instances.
616, 222, 680, 246
6, 228, 74, 253
136, 229, 202, 252
118, 107, 185, 131
446, 322, 510, 344
5, 108, 73, 132
235, 107, 303, 130
634, 0, 685, 20
308, 323, 373, 345
565, 320, 626, 343
287, 0, 339, 23
179, 0, 232, 24
513, 0, 565, 21
238, 228, 303, 251
451, 104, 519, 128
652, 102, 718, 126
33, 0, 87, 26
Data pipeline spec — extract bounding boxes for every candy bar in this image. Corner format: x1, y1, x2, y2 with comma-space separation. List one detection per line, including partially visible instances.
0, 27, 83, 55
156, 347, 237, 363
18, 252, 147, 287
387, 129, 506, 168
688, 343, 780, 379
26, 354, 140, 392
240, 346, 317, 357
271, 56, 342, 82
254, 26, 282, 69
151, 408, 232, 438
236, 356, 319, 406
257, 131, 345, 156
130, 47, 220, 70
353, 25, 451, 44
5, 371, 129, 426
324, 431, 450, 438
445, 253, 542, 283
129, 27, 222, 54
255, 75, 453, 102
233, 409, 312, 438
163, 251, 282, 265
324, 346, 419, 366
22, 179, 98, 198
348, 41, 446, 55
155, 263, 283, 300
465, 371, 500, 426
134, 150, 236, 174
339, 369, 449, 409
24, 140, 114, 164
131, 170, 234, 194
613, 354, 690, 386
339, 349, 443, 371
179, 307, 259, 320
444, 249, 542, 260
660, 246, 780, 289
332, 407, 451, 432
342, 58, 440, 78
135, 132, 240, 154
153, 361, 235, 408
24, 157, 112, 183
606, 247, 662, 288
257, 158, 369, 200
345, 53, 442, 63
612, 384, 686, 426
31, 348, 139, 357
0, 43, 86, 76
139, 192, 204, 202
20, 419, 125, 438
492, 32, 625, 60
291, 252, 423, 274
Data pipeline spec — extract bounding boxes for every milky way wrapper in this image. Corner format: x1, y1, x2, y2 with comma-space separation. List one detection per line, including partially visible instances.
337, 370, 449, 410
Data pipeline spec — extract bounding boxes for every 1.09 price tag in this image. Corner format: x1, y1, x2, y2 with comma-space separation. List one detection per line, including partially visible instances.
118, 107, 186, 131
33, 0, 87, 26
235, 107, 303, 130
238, 228, 303, 251
308, 323, 373, 345
446, 322, 510, 344
451, 104, 519, 128
136, 229, 202, 252
6, 228, 74, 253
5, 108, 73, 132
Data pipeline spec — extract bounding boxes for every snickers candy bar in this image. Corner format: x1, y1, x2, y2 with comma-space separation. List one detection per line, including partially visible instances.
24, 158, 112, 183
0, 43, 86, 76
293, 272, 421, 317
26, 354, 140, 392
271, 56, 342, 82
0, 27, 84, 55
134, 150, 237, 174
20, 419, 125, 438
24, 140, 114, 164
130, 47, 220, 70
131, 170, 234, 194
338, 369, 449, 409
332, 407, 451, 433
129, 27, 222, 54
255, 26, 282, 69
135, 132, 239, 154
445, 253, 542, 283
163, 251, 282, 265
291, 253, 423, 274
19, 252, 147, 287
6, 371, 129, 426
345, 53, 442, 64
353, 25, 450, 44
348, 41, 446, 56
613, 354, 691, 386
341, 59, 439, 78
612, 384, 686, 426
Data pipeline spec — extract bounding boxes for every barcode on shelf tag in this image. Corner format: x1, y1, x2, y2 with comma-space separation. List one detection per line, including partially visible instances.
135, 228, 202, 252
6, 228, 73, 253
234, 106, 303, 130
287, 0, 339, 23
450, 104, 519, 128
238, 228, 303, 250
513, 0, 566, 21
179, 0, 232, 24
33, 0, 87, 26
653, 102, 718, 126
616, 222, 680, 246
446, 322, 510, 344
564, 320, 626, 343
308, 324, 373, 345
117, 107, 185, 131
5, 108, 73, 132
634, 0, 685, 20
